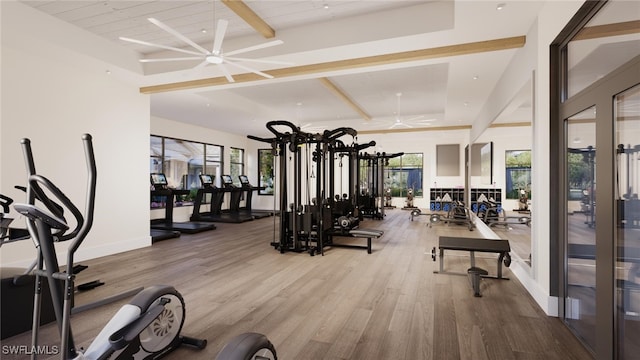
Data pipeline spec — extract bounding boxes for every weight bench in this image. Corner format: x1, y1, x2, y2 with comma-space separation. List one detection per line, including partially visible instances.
328, 228, 384, 254
432, 236, 511, 297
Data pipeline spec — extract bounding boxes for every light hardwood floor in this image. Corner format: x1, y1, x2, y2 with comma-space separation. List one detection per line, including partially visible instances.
1, 209, 592, 359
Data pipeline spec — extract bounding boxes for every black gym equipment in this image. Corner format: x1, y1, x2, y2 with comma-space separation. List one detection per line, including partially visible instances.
2, 165, 137, 339
476, 198, 531, 228
151, 173, 217, 233
248, 121, 383, 256
190, 174, 255, 223
1, 192, 30, 242
238, 174, 273, 219
220, 174, 256, 222
410, 200, 475, 231
357, 152, 403, 219
617, 143, 640, 228
15, 134, 276, 360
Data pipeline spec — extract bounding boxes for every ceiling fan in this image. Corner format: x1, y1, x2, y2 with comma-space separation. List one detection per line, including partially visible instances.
389, 92, 435, 129
119, 18, 290, 83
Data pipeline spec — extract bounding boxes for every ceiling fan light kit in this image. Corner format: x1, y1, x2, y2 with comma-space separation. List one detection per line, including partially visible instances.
120, 17, 287, 83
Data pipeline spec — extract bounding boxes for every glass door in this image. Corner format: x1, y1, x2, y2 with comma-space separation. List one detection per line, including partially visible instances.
565, 106, 597, 350
614, 84, 640, 359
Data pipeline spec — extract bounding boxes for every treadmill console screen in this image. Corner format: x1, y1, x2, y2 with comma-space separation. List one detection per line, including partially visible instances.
200, 174, 214, 186
150, 173, 168, 186
221, 175, 233, 185
239, 175, 249, 185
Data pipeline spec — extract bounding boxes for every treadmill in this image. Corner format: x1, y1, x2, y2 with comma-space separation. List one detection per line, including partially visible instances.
218, 175, 255, 223
190, 174, 224, 223
150, 173, 216, 234
238, 175, 272, 219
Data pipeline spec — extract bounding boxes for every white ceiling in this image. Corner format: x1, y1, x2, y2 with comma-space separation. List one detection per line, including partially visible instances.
17, 0, 639, 139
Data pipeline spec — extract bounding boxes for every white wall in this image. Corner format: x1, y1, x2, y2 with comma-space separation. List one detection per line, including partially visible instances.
357, 129, 471, 209
468, 1, 584, 315
1, 2, 150, 267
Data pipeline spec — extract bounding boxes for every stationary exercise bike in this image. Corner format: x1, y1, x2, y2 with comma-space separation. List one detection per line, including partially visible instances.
14, 134, 277, 360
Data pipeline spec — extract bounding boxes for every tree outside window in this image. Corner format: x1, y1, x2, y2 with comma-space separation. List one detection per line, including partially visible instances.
230, 147, 244, 186
384, 153, 423, 198
505, 150, 531, 199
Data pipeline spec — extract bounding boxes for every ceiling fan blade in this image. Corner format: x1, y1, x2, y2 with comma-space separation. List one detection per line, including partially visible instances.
212, 19, 228, 54
224, 59, 273, 79
148, 17, 209, 54
224, 56, 293, 65
225, 40, 284, 57
119, 37, 203, 56
139, 57, 202, 63
217, 63, 235, 83
193, 60, 210, 69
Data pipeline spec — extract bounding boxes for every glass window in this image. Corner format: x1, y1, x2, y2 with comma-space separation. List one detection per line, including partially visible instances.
163, 138, 203, 191
150, 136, 163, 175
385, 153, 423, 197
206, 144, 222, 186
149, 136, 224, 202
258, 149, 275, 195
505, 150, 531, 200
230, 147, 244, 186
566, 1, 640, 98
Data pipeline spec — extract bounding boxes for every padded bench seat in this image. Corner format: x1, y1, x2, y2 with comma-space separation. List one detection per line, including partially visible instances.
328, 228, 384, 254
434, 236, 511, 279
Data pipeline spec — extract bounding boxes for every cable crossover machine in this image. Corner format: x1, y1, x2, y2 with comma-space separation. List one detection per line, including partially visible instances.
248, 121, 384, 256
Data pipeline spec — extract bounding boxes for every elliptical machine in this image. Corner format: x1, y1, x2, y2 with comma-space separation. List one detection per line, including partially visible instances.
14, 134, 277, 360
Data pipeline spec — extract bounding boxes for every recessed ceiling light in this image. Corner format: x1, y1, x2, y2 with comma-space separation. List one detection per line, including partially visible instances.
497, 3, 506, 11
201, 28, 207, 34
323, 4, 329, 9
473, 75, 479, 80
105, 70, 111, 75
573, 137, 581, 144
464, 102, 469, 106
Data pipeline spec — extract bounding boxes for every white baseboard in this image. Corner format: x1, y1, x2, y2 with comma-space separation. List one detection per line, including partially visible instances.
1, 235, 152, 269
473, 213, 559, 316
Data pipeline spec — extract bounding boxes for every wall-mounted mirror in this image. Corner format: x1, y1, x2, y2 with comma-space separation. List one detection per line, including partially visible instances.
471, 77, 533, 267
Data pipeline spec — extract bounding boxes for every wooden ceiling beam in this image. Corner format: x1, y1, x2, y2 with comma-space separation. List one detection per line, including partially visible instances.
574, 20, 640, 41
318, 77, 371, 121
221, 0, 275, 39
140, 35, 526, 94
359, 122, 531, 135
358, 125, 472, 135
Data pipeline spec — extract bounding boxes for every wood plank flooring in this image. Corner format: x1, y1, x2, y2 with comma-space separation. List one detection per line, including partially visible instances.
1, 209, 592, 359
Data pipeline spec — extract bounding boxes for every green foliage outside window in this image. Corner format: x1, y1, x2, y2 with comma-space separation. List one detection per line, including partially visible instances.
384, 153, 423, 198
505, 150, 531, 199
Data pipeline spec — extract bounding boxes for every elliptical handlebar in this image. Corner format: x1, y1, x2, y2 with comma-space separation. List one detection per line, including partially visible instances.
72, 134, 96, 254
20, 134, 96, 254
0, 194, 12, 214
26, 174, 84, 242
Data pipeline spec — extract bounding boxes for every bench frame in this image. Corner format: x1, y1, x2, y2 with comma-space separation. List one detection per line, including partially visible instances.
326, 229, 383, 254
434, 236, 511, 280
